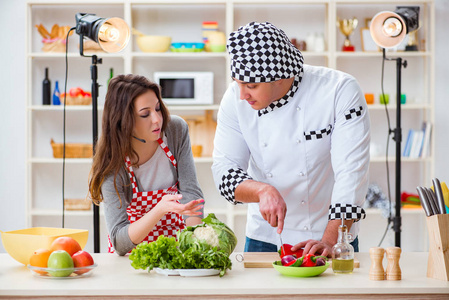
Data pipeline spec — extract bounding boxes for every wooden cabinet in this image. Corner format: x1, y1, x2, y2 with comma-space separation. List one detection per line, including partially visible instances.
26, 0, 434, 253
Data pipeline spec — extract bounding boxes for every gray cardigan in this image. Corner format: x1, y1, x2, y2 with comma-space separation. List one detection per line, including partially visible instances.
101, 115, 204, 255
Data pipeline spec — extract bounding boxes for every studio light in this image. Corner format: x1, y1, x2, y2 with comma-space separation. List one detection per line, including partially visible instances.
74, 13, 129, 252
369, 6, 419, 248
75, 13, 130, 54
370, 6, 419, 49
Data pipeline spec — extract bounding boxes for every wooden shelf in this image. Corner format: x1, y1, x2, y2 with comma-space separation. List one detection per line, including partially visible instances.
26, 0, 435, 253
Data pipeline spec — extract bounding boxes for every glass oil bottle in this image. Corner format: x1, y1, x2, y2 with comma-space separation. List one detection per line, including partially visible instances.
332, 218, 354, 274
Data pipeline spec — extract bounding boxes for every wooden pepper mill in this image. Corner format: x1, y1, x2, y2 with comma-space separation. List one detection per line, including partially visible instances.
369, 247, 385, 280
386, 247, 402, 280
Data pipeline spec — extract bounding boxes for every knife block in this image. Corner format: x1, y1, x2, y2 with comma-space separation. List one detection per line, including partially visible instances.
426, 214, 449, 281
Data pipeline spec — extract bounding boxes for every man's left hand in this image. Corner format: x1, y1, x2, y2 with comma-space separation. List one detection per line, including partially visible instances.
292, 239, 333, 257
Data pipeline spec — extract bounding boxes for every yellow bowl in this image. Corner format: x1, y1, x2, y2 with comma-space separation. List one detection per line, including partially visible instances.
136, 35, 172, 53
0, 227, 88, 265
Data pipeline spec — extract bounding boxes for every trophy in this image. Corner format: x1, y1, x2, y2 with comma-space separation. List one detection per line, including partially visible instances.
405, 30, 419, 51
337, 18, 358, 52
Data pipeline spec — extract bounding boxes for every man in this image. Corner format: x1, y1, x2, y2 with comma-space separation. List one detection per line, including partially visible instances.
212, 22, 370, 256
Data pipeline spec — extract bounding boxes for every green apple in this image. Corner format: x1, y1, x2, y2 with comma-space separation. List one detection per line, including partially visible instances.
47, 250, 74, 277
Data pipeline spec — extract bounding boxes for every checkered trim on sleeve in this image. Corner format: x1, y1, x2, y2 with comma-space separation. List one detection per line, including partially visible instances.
328, 203, 366, 223
258, 75, 301, 117
344, 106, 364, 120
219, 168, 253, 204
304, 124, 333, 141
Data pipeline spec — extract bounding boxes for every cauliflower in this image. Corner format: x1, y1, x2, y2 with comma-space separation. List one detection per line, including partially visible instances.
178, 213, 238, 256
193, 225, 219, 248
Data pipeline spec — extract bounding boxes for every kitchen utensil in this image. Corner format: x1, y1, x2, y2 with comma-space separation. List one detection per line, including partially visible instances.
432, 178, 447, 214
279, 233, 284, 255
424, 187, 439, 215
242, 252, 280, 268
428, 187, 441, 214
0, 227, 88, 265
272, 261, 329, 277
416, 186, 432, 216
441, 182, 449, 208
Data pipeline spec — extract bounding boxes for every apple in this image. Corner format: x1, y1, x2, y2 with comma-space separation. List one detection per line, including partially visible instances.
47, 250, 74, 277
72, 250, 94, 275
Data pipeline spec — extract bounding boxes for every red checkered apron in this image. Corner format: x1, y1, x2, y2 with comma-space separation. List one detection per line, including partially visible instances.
108, 138, 185, 253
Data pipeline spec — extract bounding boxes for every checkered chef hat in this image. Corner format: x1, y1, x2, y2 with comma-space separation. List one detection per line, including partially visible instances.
227, 22, 304, 83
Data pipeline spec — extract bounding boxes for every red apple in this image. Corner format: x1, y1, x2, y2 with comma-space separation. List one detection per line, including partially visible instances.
71, 250, 94, 275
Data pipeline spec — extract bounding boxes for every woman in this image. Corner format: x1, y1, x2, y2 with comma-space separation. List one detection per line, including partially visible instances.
88, 74, 204, 255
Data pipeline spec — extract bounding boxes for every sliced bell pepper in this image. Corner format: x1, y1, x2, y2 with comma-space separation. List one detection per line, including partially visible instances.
289, 256, 303, 267
301, 253, 317, 267
278, 244, 304, 258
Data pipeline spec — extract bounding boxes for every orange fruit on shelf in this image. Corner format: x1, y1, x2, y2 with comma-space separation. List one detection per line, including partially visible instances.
50, 237, 82, 256
29, 248, 52, 274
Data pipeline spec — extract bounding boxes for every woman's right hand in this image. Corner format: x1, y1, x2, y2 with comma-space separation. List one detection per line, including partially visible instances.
158, 194, 204, 216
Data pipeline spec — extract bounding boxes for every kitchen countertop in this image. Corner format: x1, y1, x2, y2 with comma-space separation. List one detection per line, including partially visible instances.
0, 252, 448, 299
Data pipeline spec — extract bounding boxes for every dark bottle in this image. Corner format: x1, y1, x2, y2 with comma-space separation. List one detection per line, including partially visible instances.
43, 68, 51, 105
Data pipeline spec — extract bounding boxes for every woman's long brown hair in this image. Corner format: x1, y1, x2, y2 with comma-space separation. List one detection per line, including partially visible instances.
88, 74, 170, 206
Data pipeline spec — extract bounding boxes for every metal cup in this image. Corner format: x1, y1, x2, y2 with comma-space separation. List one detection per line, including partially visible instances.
337, 18, 358, 51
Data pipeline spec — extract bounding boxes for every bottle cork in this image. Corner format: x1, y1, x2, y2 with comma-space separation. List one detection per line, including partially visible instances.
386, 247, 402, 281
369, 247, 385, 280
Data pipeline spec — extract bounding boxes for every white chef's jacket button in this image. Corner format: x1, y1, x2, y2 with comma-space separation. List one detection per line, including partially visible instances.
301, 200, 306, 205
303, 226, 308, 231
267, 173, 273, 178
296, 106, 301, 111
299, 172, 305, 176
296, 139, 301, 144
262, 142, 267, 147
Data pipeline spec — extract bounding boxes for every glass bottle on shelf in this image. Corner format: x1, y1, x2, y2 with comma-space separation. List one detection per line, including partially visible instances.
332, 219, 354, 274
42, 67, 51, 105
53, 80, 60, 105
108, 68, 114, 86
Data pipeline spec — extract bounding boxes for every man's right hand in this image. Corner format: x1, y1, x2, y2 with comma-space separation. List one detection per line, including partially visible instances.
257, 184, 287, 234
235, 180, 287, 233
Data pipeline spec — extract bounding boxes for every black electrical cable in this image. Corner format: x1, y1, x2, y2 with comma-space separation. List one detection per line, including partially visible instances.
378, 48, 393, 247
62, 27, 76, 228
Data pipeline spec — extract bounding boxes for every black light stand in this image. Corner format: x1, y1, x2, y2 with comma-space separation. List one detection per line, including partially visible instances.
78, 35, 102, 253
383, 48, 407, 248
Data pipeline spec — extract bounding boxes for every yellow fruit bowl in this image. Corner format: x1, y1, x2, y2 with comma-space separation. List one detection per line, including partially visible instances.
136, 35, 172, 53
0, 227, 88, 265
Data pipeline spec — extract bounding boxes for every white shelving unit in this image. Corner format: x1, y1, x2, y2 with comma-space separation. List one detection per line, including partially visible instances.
26, 0, 434, 253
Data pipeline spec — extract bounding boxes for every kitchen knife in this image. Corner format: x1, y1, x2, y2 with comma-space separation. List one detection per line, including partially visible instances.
424, 187, 439, 215
417, 186, 432, 216
279, 233, 284, 254
432, 178, 447, 214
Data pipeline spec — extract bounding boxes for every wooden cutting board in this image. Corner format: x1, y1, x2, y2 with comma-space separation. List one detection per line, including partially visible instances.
243, 252, 360, 268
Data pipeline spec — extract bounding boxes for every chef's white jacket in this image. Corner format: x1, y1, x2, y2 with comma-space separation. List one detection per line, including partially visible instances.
212, 64, 370, 246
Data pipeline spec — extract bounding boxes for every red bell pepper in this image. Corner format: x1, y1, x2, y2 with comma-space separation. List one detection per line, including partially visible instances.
301, 253, 317, 267
278, 244, 304, 258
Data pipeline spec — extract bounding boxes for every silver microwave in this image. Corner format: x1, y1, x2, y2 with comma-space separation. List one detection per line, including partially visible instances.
154, 72, 214, 105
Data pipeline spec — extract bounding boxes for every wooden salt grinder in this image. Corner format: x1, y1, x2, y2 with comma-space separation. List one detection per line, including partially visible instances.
386, 247, 402, 281
369, 247, 385, 280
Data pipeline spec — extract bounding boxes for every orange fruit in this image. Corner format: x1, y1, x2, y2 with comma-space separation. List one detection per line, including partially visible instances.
29, 248, 52, 274
50, 237, 82, 256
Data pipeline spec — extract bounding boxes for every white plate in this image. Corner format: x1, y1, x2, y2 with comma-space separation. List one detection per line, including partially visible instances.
154, 268, 180, 276
177, 269, 220, 277
153, 268, 220, 277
